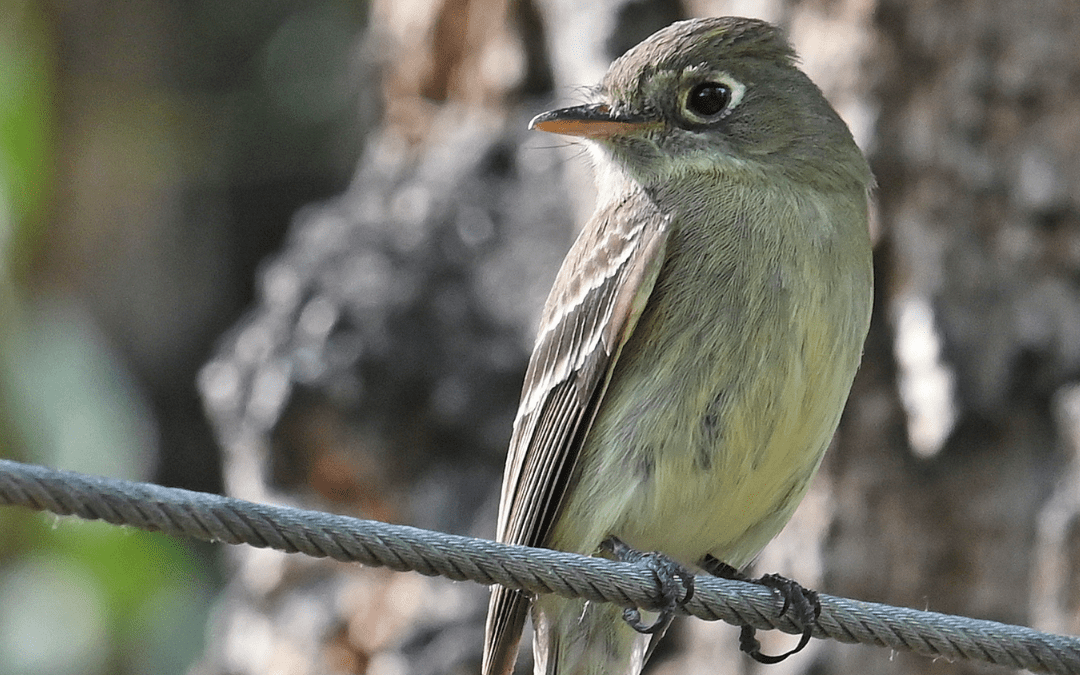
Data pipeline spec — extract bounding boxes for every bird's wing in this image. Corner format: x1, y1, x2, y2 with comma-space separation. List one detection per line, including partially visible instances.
482, 192, 673, 675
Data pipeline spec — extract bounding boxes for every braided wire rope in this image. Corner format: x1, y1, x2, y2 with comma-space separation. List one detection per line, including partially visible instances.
2, 458, 1078, 674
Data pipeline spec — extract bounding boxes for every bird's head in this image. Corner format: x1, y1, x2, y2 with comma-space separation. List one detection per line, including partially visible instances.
531, 17, 870, 193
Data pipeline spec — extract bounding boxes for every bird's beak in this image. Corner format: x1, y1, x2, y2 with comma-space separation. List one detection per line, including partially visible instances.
529, 104, 656, 139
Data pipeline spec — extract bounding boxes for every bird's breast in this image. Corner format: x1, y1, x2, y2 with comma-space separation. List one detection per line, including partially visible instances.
548, 181, 872, 569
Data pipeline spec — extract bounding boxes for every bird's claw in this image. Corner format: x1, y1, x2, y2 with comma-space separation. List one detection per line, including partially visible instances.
601, 536, 694, 635
701, 556, 820, 664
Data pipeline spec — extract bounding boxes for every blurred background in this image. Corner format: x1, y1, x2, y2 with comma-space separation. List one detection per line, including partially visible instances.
1, 1, 366, 673
1, 0, 1079, 674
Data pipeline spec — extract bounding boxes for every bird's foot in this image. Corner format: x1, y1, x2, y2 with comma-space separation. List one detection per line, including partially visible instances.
601, 536, 694, 635
701, 555, 820, 664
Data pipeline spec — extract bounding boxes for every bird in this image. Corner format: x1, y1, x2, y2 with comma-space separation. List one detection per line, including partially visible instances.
483, 16, 873, 675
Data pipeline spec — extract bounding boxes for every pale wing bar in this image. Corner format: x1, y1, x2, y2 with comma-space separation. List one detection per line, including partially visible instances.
483, 194, 672, 675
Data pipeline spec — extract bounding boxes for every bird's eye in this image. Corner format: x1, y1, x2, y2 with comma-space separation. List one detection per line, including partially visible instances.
685, 82, 732, 119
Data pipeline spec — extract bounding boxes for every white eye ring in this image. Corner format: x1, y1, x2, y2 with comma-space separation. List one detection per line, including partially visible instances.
680, 72, 745, 124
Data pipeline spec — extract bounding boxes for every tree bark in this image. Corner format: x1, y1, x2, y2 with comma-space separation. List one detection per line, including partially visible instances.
197, 1, 1080, 673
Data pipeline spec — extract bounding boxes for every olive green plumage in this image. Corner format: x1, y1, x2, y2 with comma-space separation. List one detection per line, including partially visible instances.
485, 16, 873, 675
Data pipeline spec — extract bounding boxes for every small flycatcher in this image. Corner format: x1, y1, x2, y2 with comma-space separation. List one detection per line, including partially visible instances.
484, 17, 873, 675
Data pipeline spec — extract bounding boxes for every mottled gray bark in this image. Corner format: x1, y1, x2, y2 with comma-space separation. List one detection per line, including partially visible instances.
197, 1, 1080, 673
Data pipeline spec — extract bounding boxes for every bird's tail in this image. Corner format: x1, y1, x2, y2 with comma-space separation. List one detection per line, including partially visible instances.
531, 594, 656, 675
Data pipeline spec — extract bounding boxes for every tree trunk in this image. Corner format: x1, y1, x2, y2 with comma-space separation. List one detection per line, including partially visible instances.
196, 1, 1080, 673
